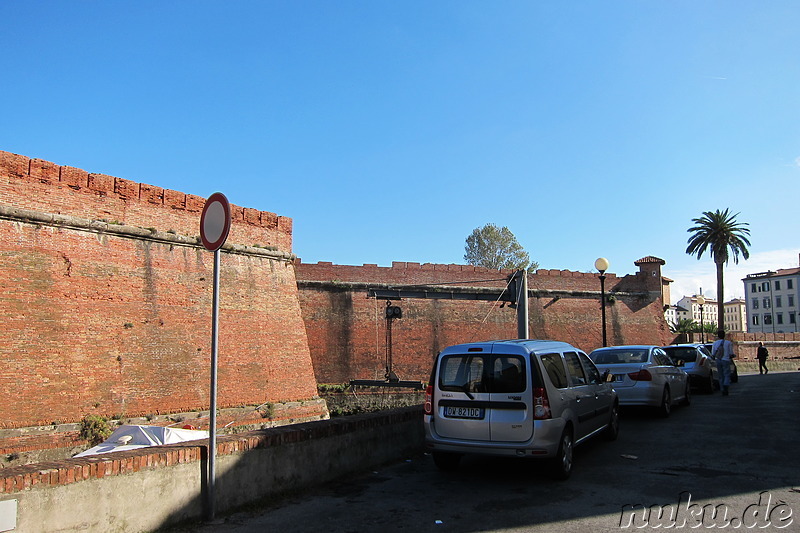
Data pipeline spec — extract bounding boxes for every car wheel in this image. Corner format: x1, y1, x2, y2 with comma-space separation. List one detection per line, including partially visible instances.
550, 428, 574, 480
432, 451, 462, 472
681, 382, 691, 406
604, 402, 619, 441
657, 387, 671, 418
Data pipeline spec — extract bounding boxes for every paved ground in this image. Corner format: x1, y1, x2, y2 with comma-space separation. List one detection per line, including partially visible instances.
174, 371, 800, 532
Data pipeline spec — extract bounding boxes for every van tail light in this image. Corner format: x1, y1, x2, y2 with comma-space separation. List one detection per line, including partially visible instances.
424, 385, 433, 415
627, 369, 653, 381
533, 387, 552, 420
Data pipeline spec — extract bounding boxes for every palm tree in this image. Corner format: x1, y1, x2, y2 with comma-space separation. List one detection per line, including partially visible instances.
686, 209, 751, 332
669, 318, 697, 334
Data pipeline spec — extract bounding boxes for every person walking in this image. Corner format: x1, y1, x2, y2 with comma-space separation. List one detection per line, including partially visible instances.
711, 330, 736, 395
756, 342, 769, 375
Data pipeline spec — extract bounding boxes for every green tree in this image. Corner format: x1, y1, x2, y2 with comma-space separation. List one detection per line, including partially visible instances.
686, 209, 751, 332
464, 224, 538, 271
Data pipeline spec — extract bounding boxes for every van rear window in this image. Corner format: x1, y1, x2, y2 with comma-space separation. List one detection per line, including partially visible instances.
439, 354, 527, 393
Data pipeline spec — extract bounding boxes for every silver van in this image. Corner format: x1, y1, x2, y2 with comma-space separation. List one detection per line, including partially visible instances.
423, 339, 619, 479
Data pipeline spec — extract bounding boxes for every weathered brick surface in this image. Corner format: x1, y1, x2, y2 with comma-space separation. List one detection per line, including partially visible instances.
296, 260, 674, 383
0, 150, 292, 251
0, 150, 321, 429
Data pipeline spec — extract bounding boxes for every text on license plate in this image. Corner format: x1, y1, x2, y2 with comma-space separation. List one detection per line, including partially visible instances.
444, 406, 484, 419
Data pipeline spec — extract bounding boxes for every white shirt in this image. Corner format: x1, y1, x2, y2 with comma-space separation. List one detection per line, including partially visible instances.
711, 339, 734, 361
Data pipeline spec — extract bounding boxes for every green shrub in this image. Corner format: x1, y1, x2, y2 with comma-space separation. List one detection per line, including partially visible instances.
79, 414, 112, 446
259, 403, 275, 419
318, 383, 350, 394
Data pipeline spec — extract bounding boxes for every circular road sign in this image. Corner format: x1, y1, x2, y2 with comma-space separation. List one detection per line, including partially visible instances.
200, 192, 232, 251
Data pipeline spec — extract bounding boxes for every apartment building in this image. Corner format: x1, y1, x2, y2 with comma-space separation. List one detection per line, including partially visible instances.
723, 298, 747, 332
743, 267, 800, 333
666, 295, 746, 333
673, 295, 718, 328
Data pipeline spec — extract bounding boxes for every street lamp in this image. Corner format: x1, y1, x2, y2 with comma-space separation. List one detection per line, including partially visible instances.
696, 295, 705, 343
595, 257, 610, 347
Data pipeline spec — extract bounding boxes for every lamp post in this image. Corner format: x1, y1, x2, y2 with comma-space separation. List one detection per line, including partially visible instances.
595, 258, 609, 347
696, 295, 705, 343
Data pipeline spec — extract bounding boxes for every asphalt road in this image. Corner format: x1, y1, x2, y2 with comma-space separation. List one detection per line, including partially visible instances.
181, 371, 800, 532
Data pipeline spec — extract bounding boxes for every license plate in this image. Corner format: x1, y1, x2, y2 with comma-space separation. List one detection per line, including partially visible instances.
444, 406, 484, 419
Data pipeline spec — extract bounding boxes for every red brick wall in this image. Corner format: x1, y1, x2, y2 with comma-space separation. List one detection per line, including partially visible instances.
0, 151, 292, 251
297, 261, 673, 384
0, 151, 323, 429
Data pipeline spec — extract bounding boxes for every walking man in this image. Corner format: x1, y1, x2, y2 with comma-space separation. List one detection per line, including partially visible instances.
756, 342, 769, 375
711, 330, 736, 396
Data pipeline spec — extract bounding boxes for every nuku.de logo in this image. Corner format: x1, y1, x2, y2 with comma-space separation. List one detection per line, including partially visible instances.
619, 491, 793, 529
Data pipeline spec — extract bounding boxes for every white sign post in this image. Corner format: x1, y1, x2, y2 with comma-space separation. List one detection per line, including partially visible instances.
199, 192, 231, 521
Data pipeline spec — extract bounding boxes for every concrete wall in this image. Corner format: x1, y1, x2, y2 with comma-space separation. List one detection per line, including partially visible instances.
0, 406, 423, 533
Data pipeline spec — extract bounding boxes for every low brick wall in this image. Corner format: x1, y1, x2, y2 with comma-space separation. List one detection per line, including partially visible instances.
0, 406, 424, 533
671, 333, 800, 360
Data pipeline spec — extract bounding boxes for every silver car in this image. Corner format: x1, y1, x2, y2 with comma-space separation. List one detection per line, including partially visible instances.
588, 345, 691, 417
662, 344, 715, 393
424, 340, 619, 479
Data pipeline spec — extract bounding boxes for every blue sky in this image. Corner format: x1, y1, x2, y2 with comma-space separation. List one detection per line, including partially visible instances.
2, 1, 799, 303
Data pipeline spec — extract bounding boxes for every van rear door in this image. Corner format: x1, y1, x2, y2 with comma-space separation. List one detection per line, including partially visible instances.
435, 351, 491, 441
487, 353, 533, 443
434, 347, 533, 443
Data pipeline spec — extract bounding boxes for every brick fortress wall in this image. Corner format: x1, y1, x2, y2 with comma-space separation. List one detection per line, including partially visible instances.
0, 151, 325, 430
296, 259, 674, 384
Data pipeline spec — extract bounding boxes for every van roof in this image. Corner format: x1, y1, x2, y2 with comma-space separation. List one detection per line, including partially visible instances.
440, 339, 581, 355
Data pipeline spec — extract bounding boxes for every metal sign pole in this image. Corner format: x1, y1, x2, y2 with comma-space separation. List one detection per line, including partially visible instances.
199, 192, 230, 523
207, 247, 220, 520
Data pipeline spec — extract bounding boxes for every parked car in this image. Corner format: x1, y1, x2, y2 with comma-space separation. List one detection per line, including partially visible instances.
662, 344, 715, 393
701, 342, 739, 384
423, 339, 619, 479
588, 345, 690, 417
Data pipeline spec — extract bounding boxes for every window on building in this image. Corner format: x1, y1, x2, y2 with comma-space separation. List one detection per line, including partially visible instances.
776, 296, 783, 308
752, 283, 758, 293
753, 300, 759, 309
777, 314, 784, 325
764, 314, 773, 325
753, 315, 760, 325
790, 295, 795, 307
762, 281, 770, 292
775, 280, 781, 291
791, 314, 797, 324
764, 298, 771, 309
789, 279, 794, 290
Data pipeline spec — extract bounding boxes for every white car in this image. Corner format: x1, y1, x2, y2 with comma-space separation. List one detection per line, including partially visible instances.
588, 345, 690, 417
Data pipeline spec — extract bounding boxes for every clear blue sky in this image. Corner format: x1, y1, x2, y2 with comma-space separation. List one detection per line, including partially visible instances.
3, 1, 799, 303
